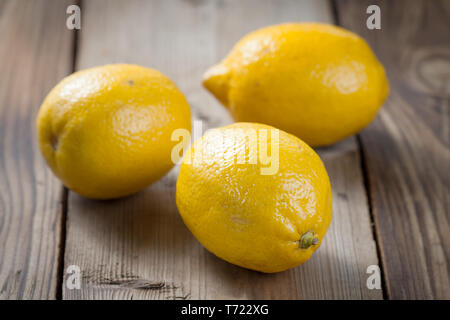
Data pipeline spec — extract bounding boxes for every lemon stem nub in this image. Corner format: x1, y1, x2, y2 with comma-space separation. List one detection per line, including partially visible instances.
202, 64, 230, 106
300, 231, 318, 249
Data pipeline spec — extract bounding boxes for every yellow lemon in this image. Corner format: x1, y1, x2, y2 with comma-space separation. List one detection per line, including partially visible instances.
176, 122, 332, 273
203, 23, 389, 146
37, 64, 191, 199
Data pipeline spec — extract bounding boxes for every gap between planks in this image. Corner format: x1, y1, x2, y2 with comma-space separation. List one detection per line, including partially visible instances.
329, 0, 389, 299
56, 0, 81, 300
330, 0, 388, 299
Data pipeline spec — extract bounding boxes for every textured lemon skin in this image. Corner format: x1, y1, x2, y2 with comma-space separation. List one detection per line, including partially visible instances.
37, 64, 191, 199
176, 123, 332, 273
203, 23, 389, 146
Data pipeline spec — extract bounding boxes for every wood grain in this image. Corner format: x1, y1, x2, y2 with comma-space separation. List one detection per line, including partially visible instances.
336, 0, 450, 299
0, 0, 74, 299
62, 0, 382, 299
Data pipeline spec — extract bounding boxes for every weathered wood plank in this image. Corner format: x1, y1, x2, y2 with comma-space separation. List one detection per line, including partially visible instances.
0, 0, 74, 299
63, 0, 382, 299
336, 0, 450, 299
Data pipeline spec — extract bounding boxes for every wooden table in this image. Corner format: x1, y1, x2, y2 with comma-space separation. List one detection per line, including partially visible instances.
0, 0, 448, 300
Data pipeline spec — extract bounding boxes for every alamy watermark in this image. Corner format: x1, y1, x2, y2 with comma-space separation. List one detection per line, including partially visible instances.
366, 265, 382, 290
66, 5, 81, 30
366, 5, 381, 30
66, 265, 81, 290
171, 120, 280, 175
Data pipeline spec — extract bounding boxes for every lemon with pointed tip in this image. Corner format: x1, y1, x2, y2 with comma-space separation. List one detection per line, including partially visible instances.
176, 122, 332, 273
203, 23, 389, 146
37, 64, 191, 199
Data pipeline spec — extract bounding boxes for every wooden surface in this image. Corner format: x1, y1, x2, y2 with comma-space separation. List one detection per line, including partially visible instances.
62, 0, 380, 300
0, 0, 448, 300
0, 0, 73, 299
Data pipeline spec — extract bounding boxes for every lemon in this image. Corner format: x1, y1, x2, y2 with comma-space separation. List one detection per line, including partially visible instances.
203, 23, 389, 146
37, 64, 191, 199
176, 122, 332, 273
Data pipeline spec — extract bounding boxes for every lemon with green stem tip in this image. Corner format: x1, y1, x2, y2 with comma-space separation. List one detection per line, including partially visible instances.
176, 122, 332, 273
